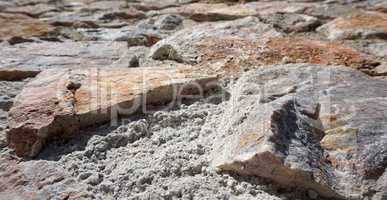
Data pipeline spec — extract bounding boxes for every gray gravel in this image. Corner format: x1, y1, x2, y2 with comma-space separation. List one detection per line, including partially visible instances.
36, 98, 300, 200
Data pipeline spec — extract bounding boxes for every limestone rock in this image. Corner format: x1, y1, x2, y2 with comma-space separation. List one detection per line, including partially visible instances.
0, 13, 54, 41
371, 63, 387, 76
368, 2, 387, 13
0, 154, 90, 199
151, 18, 374, 75
76, 14, 187, 44
317, 11, 387, 40
304, 4, 359, 20
7, 67, 217, 157
150, 17, 281, 69
367, 42, 387, 58
0, 41, 132, 81
259, 13, 320, 33
2, 3, 59, 17
212, 64, 387, 200
157, 2, 311, 22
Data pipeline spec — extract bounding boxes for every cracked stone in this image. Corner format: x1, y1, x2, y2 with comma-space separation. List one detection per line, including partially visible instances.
7, 67, 217, 157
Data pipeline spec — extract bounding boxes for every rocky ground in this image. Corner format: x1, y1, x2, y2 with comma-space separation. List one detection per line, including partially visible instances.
0, 0, 387, 200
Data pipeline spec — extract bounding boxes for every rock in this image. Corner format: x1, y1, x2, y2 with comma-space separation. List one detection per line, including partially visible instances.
2, 3, 60, 17
307, 189, 319, 199
304, 4, 359, 20
255, 37, 375, 73
317, 11, 387, 40
136, 14, 184, 32
150, 16, 281, 69
259, 13, 320, 33
151, 18, 374, 74
368, 2, 387, 13
129, 55, 140, 68
157, 2, 311, 22
367, 42, 387, 58
73, 14, 187, 43
0, 81, 27, 111
7, 67, 217, 157
0, 41, 132, 81
371, 63, 387, 76
212, 64, 387, 199
0, 13, 54, 41
0, 154, 90, 199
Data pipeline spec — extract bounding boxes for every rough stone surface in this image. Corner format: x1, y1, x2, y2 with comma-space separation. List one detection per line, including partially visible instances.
0, 13, 54, 41
0, 154, 91, 199
259, 13, 320, 33
151, 19, 375, 75
36, 99, 292, 200
304, 4, 359, 20
150, 17, 281, 69
212, 64, 387, 200
0, 41, 132, 80
157, 2, 311, 22
2, 3, 59, 17
1, 0, 387, 199
75, 14, 189, 44
317, 11, 387, 40
7, 67, 217, 157
366, 42, 387, 58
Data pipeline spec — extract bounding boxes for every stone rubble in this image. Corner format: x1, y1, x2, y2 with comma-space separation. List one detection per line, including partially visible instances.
0, 0, 386, 200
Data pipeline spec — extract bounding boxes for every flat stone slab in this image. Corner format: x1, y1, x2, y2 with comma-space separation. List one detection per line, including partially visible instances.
211, 64, 387, 200
7, 67, 217, 157
157, 2, 312, 22
317, 11, 387, 40
0, 41, 132, 80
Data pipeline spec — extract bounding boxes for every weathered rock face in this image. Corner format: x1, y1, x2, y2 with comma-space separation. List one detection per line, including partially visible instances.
0, 154, 90, 199
7, 67, 217, 157
318, 11, 387, 40
0, 13, 54, 41
304, 4, 359, 20
75, 14, 189, 44
157, 2, 312, 22
150, 17, 279, 66
2, 3, 59, 17
259, 13, 320, 33
212, 64, 387, 200
0, 41, 131, 81
151, 18, 375, 75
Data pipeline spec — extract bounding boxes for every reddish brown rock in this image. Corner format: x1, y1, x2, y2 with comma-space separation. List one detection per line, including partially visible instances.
7, 67, 217, 157
317, 11, 387, 40
187, 36, 373, 74
0, 13, 53, 41
151, 17, 375, 75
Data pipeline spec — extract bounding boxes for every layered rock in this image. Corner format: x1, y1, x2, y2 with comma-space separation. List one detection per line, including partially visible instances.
318, 11, 387, 40
75, 14, 189, 44
156, 2, 312, 22
2, 3, 59, 17
212, 64, 387, 199
7, 67, 217, 157
0, 41, 131, 81
0, 13, 53, 41
151, 17, 375, 75
259, 13, 320, 33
